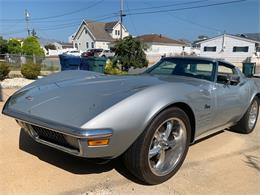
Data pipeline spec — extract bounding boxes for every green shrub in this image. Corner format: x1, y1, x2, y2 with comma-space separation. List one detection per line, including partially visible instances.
104, 59, 127, 75
0, 62, 10, 80
21, 63, 41, 79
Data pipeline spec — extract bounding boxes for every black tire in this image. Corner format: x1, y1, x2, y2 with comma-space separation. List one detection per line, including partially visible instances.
123, 107, 191, 185
231, 97, 259, 134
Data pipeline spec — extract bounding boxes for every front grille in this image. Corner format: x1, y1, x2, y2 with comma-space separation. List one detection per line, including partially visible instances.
30, 124, 79, 151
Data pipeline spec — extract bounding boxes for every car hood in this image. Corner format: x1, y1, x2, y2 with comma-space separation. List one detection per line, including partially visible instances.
4, 71, 165, 127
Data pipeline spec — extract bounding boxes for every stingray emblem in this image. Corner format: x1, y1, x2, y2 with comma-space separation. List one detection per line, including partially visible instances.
25, 96, 33, 101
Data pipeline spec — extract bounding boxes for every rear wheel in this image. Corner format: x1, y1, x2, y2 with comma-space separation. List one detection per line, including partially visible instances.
231, 97, 259, 134
123, 107, 191, 184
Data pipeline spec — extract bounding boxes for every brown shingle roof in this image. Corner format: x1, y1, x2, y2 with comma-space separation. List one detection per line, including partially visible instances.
84, 20, 118, 42
137, 34, 186, 45
105, 21, 118, 29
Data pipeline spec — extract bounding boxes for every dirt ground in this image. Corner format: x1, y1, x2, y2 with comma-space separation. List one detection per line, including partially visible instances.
0, 89, 260, 195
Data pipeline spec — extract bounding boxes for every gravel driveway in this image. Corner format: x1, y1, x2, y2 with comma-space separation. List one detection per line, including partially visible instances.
0, 89, 260, 195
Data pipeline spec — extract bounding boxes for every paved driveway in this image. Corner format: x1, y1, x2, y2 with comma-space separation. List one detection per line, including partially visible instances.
0, 89, 260, 195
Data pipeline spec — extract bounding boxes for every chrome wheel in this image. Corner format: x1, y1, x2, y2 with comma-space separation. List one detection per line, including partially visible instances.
148, 118, 187, 176
248, 100, 259, 129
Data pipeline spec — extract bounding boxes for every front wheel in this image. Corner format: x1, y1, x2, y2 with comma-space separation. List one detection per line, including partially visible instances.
123, 107, 191, 184
231, 97, 259, 134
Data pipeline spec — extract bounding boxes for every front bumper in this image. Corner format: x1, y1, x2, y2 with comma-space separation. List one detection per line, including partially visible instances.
3, 108, 113, 158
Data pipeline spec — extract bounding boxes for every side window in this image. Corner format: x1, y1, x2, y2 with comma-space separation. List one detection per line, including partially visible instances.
217, 63, 238, 85
218, 66, 234, 74
183, 63, 213, 81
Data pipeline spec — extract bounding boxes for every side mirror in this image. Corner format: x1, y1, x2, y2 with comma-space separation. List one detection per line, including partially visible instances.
228, 75, 240, 85
217, 74, 240, 85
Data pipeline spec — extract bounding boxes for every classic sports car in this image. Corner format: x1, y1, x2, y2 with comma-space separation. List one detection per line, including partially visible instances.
2, 56, 260, 184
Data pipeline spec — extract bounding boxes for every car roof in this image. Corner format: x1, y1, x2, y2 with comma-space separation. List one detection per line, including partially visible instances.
162, 56, 235, 67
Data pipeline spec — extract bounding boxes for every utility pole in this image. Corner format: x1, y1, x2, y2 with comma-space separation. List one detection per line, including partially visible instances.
25, 9, 30, 36
119, 0, 126, 40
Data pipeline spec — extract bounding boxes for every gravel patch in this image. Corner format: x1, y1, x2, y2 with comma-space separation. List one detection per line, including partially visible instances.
0, 78, 35, 89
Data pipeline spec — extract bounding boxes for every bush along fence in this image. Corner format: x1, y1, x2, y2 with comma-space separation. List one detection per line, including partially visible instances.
0, 54, 60, 71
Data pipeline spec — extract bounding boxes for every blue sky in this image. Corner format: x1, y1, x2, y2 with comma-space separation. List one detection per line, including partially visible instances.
0, 0, 259, 42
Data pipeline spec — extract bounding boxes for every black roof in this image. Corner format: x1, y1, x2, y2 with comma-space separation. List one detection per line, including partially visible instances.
162, 56, 235, 66
237, 33, 260, 42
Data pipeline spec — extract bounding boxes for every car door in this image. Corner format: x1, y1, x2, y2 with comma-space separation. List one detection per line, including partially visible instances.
213, 62, 250, 127
184, 62, 216, 134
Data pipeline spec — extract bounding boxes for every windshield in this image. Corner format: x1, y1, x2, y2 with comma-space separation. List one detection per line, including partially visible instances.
146, 58, 215, 81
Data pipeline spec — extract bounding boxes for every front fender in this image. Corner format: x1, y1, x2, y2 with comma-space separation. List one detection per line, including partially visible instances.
81, 83, 197, 157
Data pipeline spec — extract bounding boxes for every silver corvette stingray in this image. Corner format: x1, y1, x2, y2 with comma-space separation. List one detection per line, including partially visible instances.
2, 56, 260, 184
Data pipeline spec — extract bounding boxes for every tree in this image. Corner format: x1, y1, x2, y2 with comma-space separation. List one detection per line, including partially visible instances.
44, 44, 56, 50
22, 36, 44, 57
0, 36, 8, 54
7, 38, 22, 54
113, 36, 148, 71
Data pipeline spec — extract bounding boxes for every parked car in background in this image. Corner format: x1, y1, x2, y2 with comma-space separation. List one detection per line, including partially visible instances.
99, 49, 115, 58
81, 49, 103, 58
63, 50, 81, 56
2, 57, 260, 185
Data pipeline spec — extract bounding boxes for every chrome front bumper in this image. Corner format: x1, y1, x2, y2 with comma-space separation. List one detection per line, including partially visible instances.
17, 120, 113, 157
3, 108, 113, 158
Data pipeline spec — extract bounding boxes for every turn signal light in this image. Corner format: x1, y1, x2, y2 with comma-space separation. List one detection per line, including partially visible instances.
88, 139, 109, 146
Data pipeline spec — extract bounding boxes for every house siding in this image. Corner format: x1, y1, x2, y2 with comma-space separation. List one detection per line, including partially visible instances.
200, 35, 257, 67
146, 43, 190, 55
95, 41, 110, 49
144, 42, 192, 64
110, 23, 129, 39
73, 25, 95, 51
72, 21, 129, 51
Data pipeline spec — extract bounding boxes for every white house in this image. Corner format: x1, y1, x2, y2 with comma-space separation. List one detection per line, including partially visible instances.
45, 42, 75, 56
72, 20, 129, 51
137, 34, 192, 63
198, 33, 260, 68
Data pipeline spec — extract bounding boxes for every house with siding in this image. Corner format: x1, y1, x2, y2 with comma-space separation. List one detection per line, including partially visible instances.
136, 34, 192, 63
198, 33, 260, 67
72, 20, 129, 51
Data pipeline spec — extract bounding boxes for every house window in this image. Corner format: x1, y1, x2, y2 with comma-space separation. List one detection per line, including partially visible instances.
233, 46, 249, 52
85, 29, 88, 34
86, 42, 89, 49
115, 30, 120, 36
75, 43, 78, 49
91, 42, 94, 48
204, 46, 216, 52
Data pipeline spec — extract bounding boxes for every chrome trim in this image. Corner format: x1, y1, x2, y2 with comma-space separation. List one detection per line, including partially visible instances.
22, 127, 80, 155
4, 108, 113, 139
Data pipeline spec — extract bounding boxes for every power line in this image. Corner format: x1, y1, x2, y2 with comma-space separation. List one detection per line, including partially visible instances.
128, 0, 210, 11
125, 0, 246, 16
1, 15, 118, 36
32, 0, 105, 21
168, 14, 222, 33
0, 0, 208, 22
141, 1, 222, 33
0, 0, 105, 22
0, 13, 118, 24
